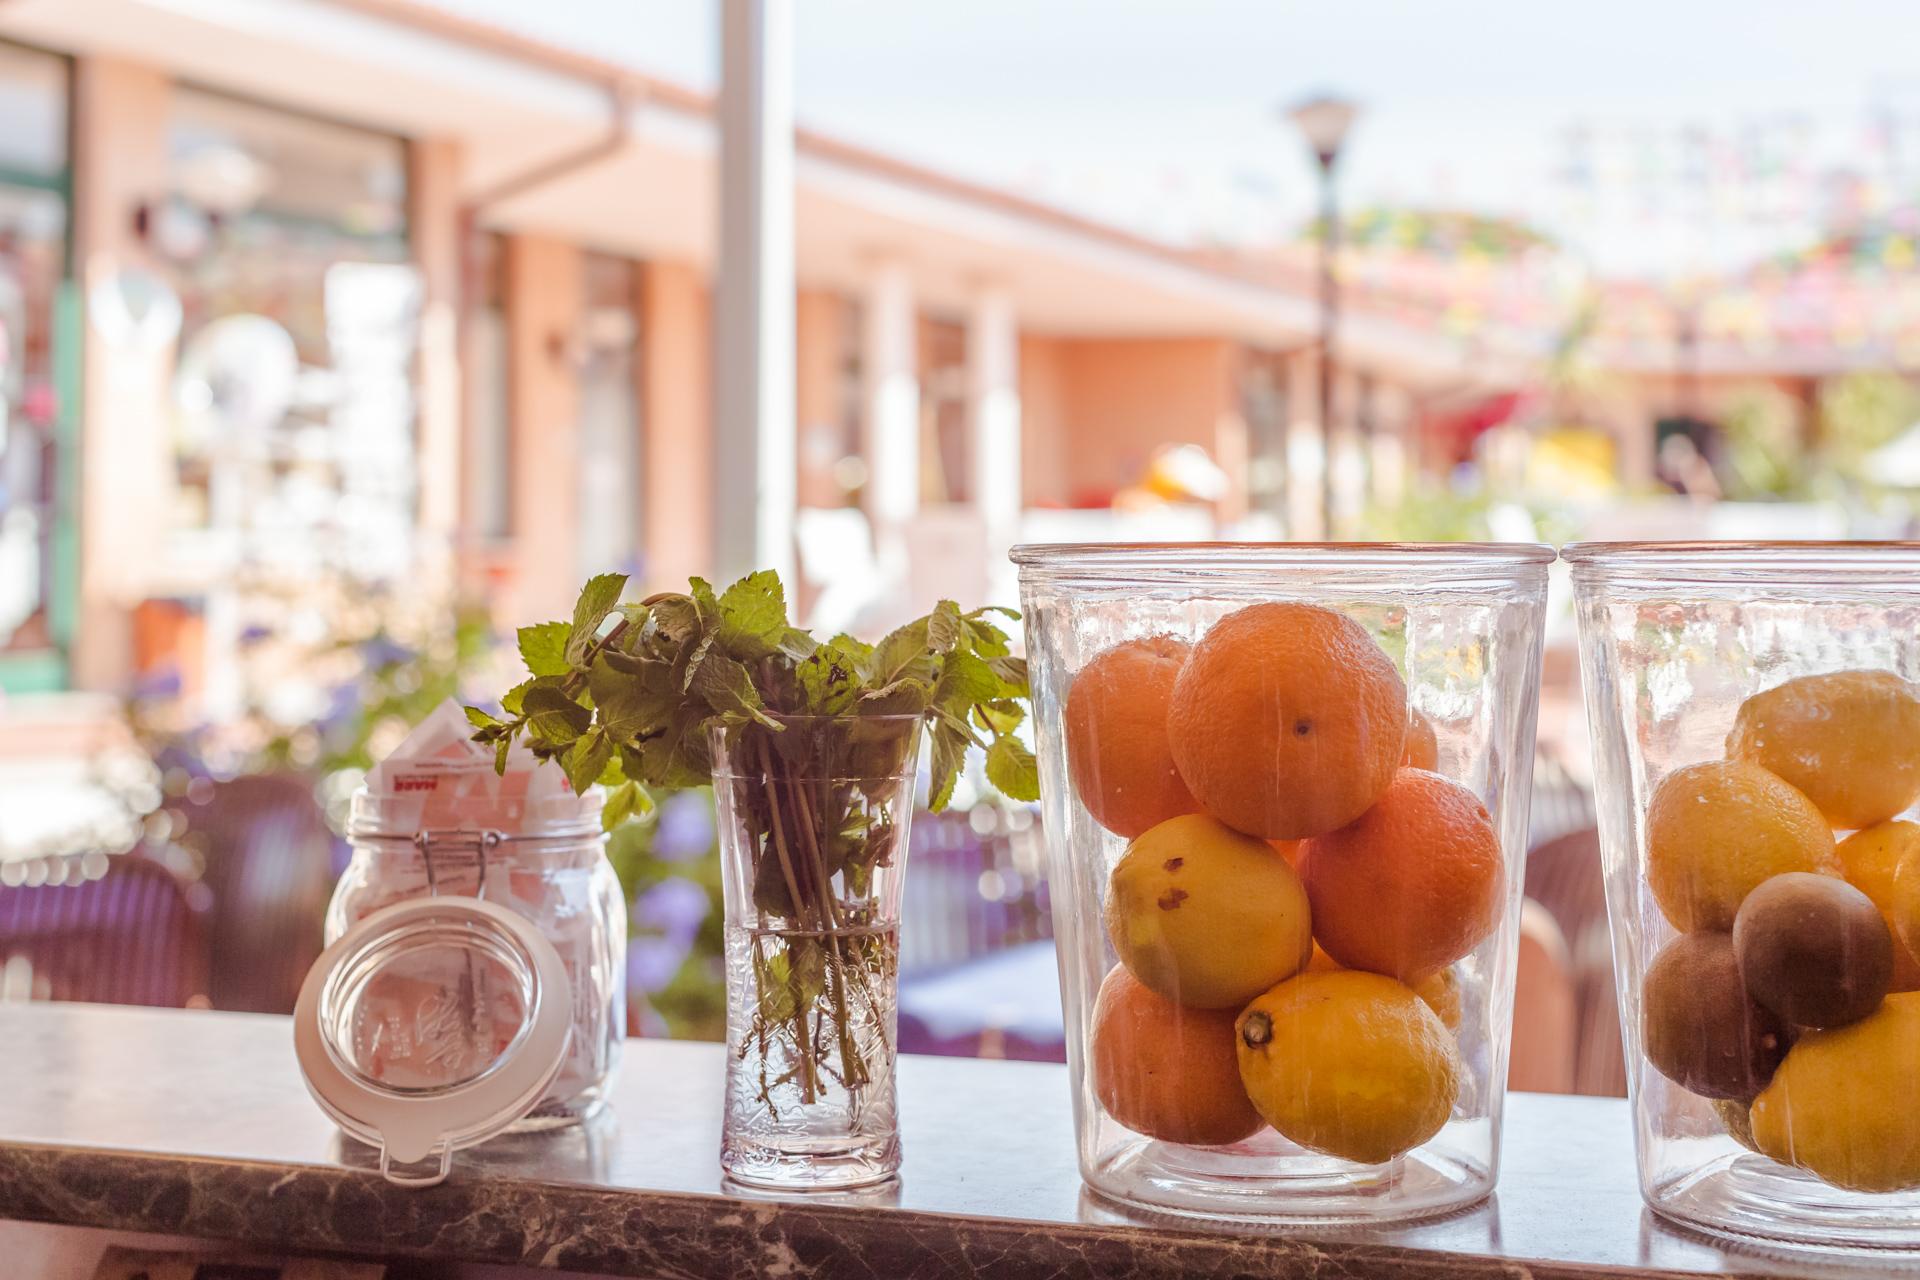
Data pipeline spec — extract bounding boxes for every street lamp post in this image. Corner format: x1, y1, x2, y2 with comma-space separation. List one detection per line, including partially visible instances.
1287, 94, 1358, 539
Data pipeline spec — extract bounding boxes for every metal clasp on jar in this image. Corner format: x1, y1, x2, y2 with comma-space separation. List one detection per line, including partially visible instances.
409, 827, 507, 897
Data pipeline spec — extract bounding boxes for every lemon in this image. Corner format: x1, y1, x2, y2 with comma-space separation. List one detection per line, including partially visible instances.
1105, 814, 1313, 1009
1750, 992, 1920, 1193
1234, 970, 1459, 1164
1645, 760, 1835, 932
1837, 821, 1920, 991
1728, 670, 1920, 830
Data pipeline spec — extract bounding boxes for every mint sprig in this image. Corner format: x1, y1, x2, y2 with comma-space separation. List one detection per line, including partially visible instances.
467, 569, 1037, 827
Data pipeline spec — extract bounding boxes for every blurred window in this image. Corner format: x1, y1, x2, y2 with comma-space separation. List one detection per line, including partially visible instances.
163, 87, 413, 564
466, 230, 509, 539
918, 313, 968, 504
576, 252, 641, 578
0, 40, 69, 683
1239, 349, 1291, 525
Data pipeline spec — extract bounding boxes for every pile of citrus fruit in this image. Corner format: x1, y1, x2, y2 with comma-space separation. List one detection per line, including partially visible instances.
1639, 669, 1920, 1192
1068, 601, 1503, 1164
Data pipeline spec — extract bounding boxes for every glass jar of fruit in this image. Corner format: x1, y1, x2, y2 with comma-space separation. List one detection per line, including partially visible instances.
1014, 543, 1551, 1221
1568, 542, 1920, 1248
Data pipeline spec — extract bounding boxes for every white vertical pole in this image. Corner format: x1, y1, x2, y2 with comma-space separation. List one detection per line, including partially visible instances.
863, 260, 918, 528
713, 0, 796, 587
1284, 347, 1324, 540
968, 286, 1020, 603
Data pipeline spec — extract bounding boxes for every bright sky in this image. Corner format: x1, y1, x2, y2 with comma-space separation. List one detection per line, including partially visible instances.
438, 0, 1920, 278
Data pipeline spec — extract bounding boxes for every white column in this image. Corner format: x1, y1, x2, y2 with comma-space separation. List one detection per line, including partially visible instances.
1329, 368, 1366, 535
1370, 381, 1412, 508
1284, 348, 1324, 540
968, 286, 1020, 603
712, 0, 796, 587
863, 259, 919, 529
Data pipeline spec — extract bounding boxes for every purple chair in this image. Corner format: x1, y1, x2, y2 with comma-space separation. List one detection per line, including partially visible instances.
0, 852, 209, 1007
1523, 826, 1626, 1097
899, 807, 1063, 1060
180, 774, 333, 1014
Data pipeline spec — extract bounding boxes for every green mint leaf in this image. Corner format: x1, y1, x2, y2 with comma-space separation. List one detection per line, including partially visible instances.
776, 627, 818, 661
872, 619, 934, 686
500, 679, 532, 716
934, 649, 1001, 715
687, 576, 721, 628
985, 733, 1041, 802
602, 782, 641, 832
565, 573, 628, 663
963, 617, 1011, 659
796, 644, 864, 716
464, 706, 502, 731
972, 698, 1025, 734
649, 595, 702, 647
715, 569, 789, 658
680, 632, 718, 692
824, 633, 874, 668
927, 719, 971, 812
927, 600, 964, 654
689, 651, 781, 728
641, 707, 718, 787
988, 655, 1030, 697
518, 620, 572, 677
563, 731, 613, 795
494, 735, 512, 774
858, 676, 932, 717
967, 605, 1020, 620
589, 653, 680, 739
523, 683, 592, 745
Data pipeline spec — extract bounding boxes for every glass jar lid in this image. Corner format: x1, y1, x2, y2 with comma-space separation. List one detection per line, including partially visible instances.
293, 896, 573, 1186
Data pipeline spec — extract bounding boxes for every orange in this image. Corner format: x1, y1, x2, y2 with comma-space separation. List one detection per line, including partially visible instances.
1728, 670, 1920, 830
1403, 710, 1439, 770
1089, 966, 1262, 1146
1304, 768, 1503, 982
1065, 636, 1201, 838
1836, 821, 1920, 992
1167, 602, 1406, 840
1645, 760, 1836, 932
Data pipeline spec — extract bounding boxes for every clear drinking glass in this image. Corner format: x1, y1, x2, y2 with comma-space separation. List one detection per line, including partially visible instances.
712, 713, 923, 1190
1015, 543, 1550, 1222
1568, 542, 1920, 1249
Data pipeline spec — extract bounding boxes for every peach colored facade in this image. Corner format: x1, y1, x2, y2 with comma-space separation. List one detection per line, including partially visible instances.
8, 0, 1563, 693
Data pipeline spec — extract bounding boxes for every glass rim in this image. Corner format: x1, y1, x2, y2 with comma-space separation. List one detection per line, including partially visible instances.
1562, 540, 1920, 585
1011, 541, 1555, 566
1011, 541, 1553, 590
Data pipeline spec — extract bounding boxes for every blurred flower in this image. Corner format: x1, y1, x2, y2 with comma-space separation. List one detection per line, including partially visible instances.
651, 790, 717, 863
634, 876, 710, 943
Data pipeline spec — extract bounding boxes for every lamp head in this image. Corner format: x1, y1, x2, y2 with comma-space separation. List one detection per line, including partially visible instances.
1287, 94, 1359, 168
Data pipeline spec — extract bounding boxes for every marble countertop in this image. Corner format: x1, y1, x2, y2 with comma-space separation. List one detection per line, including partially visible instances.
0, 1003, 1900, 1279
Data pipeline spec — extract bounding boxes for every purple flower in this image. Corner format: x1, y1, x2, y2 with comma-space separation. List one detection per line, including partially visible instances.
651, 791, 716, 862
627, 935, 692, 994
634, 878, 709, 944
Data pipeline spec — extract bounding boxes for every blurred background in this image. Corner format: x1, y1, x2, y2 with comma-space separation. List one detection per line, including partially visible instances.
1, 0, 1917, 1094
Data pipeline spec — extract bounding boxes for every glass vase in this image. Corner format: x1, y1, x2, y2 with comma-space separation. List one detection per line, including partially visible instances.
1568, 541, 1920, 1249
711, 713, 923, 1190
1015, 542, 1550, 1222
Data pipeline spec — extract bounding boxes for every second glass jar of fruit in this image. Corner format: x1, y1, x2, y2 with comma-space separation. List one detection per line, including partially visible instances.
1569, 542, 1920, 1249
1015, 543, 1550, 1221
